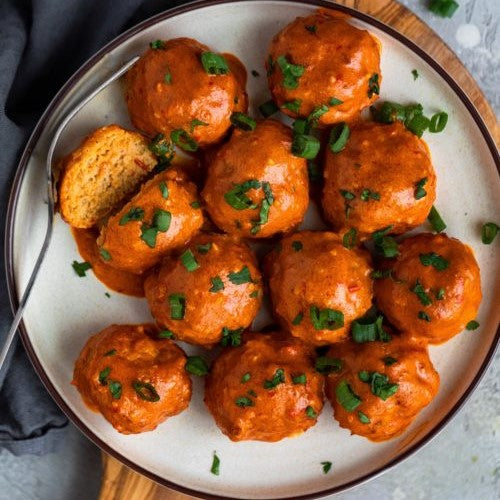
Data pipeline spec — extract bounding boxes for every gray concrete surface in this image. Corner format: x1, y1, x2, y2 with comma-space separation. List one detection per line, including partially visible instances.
0, 1, 498, 499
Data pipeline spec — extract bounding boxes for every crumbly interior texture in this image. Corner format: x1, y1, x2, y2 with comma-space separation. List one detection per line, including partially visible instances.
58, 124, 157, 228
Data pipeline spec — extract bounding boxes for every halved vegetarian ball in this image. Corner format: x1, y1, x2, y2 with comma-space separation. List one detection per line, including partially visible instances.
97, 168, 203, 274
324, 335, 439, 441
202, 119, 308, 237
144, 233, 262, 347
205, 333, 324, 441
126, 38, 246, 147
265, 231, 373, 345
72, 324, 191, 434
267, 12, 381, 125
322, 121, 436, 239
374, 233, 482, 344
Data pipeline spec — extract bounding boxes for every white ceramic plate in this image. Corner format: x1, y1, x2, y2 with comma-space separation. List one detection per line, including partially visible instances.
6, 1, 500, 498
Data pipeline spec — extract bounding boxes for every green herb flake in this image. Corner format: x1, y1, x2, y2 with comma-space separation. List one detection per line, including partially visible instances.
190, 201, 201, 209
481, 222, 499, 244
329, 122, 350, 153
414, 178, 428, 200
180, 249, 199, 272
291, 134, 321, 160
149, 134, 175, 167
104, 349, 117, 357
249, 290, 259, 298
321, 461, 332, 474
185, 356, 209, 376
310, 306, 344, 331
196, 243, 212, 254
436, 287, 445, 300
132, 381, 160, 402
305, 24, 317, 33
292, 241, 303, 252
104, 292, 111, 298
329, 97, 343, 106
108, 380, 122, 400
169, 293, 186, 320
305, 405, 317, 419
419, 252, 449, 271
189, 118, 209, 133
372, 226, 399, 258
292, 373, 307, 385
140, 224, 158, 248
336, 380, 361, 411
230, 112, 257, 131
158, 330, 175, 339
315, 356, 343, 374
276, 54, 305, 90
428, 0, 459, 18
292, 312, 304, 326
228, 266, 253, 285
72, 261, 92, 277
241, 372, 251, 383
412, 279, 433, 306
361, 372, 399, 400
358, 411, 371, 424
360, 188, 380, 202
209, 276, 224, 293
210, 452, 220, 476
98, 367, 111, 385
308, 104, 329, 126
282, 99, 302, 114
429, 111, 448, 133
164, 70, 172, 84
120, 207, 145, 225
221, 327, 243, 347
368, 73, 380, 98
263, 368, 286, 389
224, 179, 260, 210
159, 182, 169, 199
258, 99, 279, 118
418, 310, 431, 322
352, 315, 391, 343
150, 40, 165, 50
383, 356, 397, 366
466, 320, 480, 331
235, 396, 254, 407
412, 69, 419, 80
343, 228, 357, 249
201, 52, 229, 75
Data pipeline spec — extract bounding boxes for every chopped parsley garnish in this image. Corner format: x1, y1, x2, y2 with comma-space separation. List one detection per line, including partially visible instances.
276, 55, 305, 89
241, 372, 251, 383
209, 276, 224, 293
310, 306, 344, 330
210, 452, 220, 476
292, 312, 304, 325
412, 279, 433, 306
315, 356, 342, 374
72, 261, 91, 277
412, 69, 419, 80
159, 182, 169, 199
98, 247, 111, 261
230, 112, 257, 131
282, 99, 302, 113
321, 462, 332, 474
418, 311, 431, 322
169, 293, 186, 320
352, 315, 391, 343
263, 368, 285, 389
235, 396, 254, 407
180, 249, 199, 272
196, 243, 212, 254
132, 381, 160, 402
120, 207, 144, 225
481, 222, 499, 244
367, 73, 380, 98
220, 327, 243, 347
466, 320, 480, 331
170, 129, 198, 152
185, 356, 209, 376
428, 0, 459, 18
358, 411, 370, 424
158, 330, 175, 339
292, 374, 307, 385
228, 266, 253, 285
372, 226, 399, 258
343, 228, 357, 249
383, 356, 397, 366
414, 178, 427, 200
336, 380, 361, 411
305, 406, 317, 419
360, 188, 380, 201
98, 367, 111, 385
427, 206, 447, 232
108, 380, 122, 400
224, 179, 260, 210
358, 371, 398, 400
200, 52, 229, 75
104, 349, 116, 357
150, 40, 165, 50
419, 252, 449, 271
329, 122, 350, 153
292, 241, 303, 251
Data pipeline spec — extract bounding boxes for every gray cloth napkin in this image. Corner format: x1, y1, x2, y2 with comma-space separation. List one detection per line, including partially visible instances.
0, 0, 188, 456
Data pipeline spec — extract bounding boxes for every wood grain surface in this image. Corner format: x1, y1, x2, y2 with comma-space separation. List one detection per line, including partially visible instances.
98, 1, 498, 499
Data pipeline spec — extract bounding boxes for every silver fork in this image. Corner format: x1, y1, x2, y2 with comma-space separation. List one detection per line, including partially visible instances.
0, 55, 140, 373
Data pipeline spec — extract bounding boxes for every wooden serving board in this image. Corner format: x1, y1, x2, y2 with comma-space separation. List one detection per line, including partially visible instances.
98, 1, 498, 499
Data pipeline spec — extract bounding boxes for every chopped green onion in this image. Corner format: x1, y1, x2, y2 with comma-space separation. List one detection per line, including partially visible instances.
292, 312, 304, 325
310, 306, 344, 331
292, 118, 310, 135
466, 320, 479, 331
259, 99, 279, 118
360, 188, 380, 201
190, 201, 201, 209
329, 97, 343, 106
436, 288, 445, 300
372, 226, 399, 258
189, 118, 209, 132
335, 380, 361, 411
72, 261, 91, 277
224, 179, 260, 210
150, 40, 165, 50
321, 462, 332, 474
170, 129, 198, 152
414, 178, 428, 200
282, 99, 302, 113
305, 406, 317, 419
132, 381, 160, 402
180, 249, 199, 272
235, 396, 254, 407
196, 243, 212, 254
149, 133, 175, 164
418, 311, 431, 322
342, 228, 357, 249
98, 367, 111, 385
210, 452, 220, 475
412, 69, 419, 80
247, 389, 257, 397
428, 0, 459, 18
263, 368, 285, 389
250, 182, 274, 234
358, 411, 371, 424
140, 224, 158, 248
159, 182, 169, 199
370, 269, 393, 280
329, 122, 350, 153
230, 112, 257, 131
249, 290, 259, 298
108, 380, 122, 400
352, 315, 390, 343
185, 356, 209, 376
209, 276, 224, 293
158, 330, 175, 339
164, 71, 172, 84
241, 372, 251, 383
412, 279, 433, 306
153, 209, 171, 232
429, 111, 448, 133
405, 113, 430, 137
200, 52, 229, 75
99, 248, 112, 261
308, 104, 329, 126
220, 327, 243, 347
340, 189, 355, 201
292, 241, 303, 252
427, 206, 447, 232
367, 73, 380, 98
481, 222, 499, 244
228, 266, 253, 284
315, 356, 343, 374
104, 349, 116, 357
363, 372, 398, 400
169, 293, 186, 320
276, 55, 304, 89
120, 207, 144, 225
292, 374, 307, 385
419, 252, 449, 271
291, 134, 321, 159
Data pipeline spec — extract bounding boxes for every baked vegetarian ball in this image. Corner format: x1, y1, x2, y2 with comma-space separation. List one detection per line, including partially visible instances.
265, 231, 373, 345
205, 333, 324, 441
145, 233, 262, 347
58, 125, 157, 228
322, 122, 436, 239
267, 12, 381, 125
202, 119, 309, 237
324, 335, 439, 441
126, 37, 245, 146
374, 233, 482, 344
97, 168, 203, 274
72, 324, 191, 434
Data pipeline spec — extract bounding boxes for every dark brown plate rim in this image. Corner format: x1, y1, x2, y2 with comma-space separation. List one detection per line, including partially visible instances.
4, 0, 500, 499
